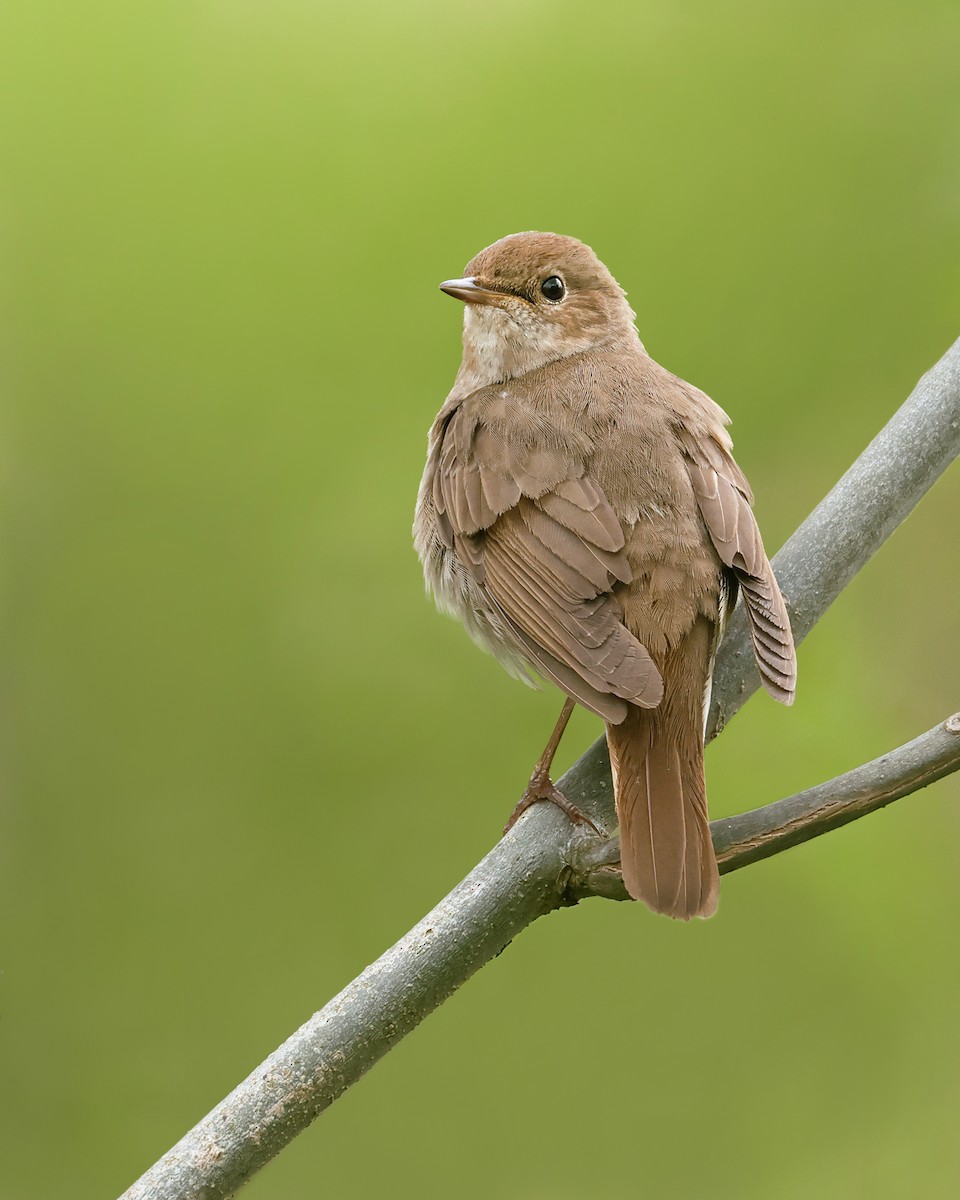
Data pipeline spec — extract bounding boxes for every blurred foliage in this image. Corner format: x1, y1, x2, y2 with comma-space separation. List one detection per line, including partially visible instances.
1, 2, 959, 1197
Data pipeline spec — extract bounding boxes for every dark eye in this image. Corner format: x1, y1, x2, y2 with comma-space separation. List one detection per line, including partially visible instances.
540, 275, 565, 302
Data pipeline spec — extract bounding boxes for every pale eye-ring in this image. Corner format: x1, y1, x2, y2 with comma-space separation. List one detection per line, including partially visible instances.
540, 275, 565, 302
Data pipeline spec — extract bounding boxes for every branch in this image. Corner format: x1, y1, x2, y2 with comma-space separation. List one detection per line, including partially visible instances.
120, 339, 960, 1200
575, 712, 960, 899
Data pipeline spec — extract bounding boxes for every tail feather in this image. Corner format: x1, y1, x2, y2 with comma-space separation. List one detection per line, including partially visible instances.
606, 619, 719, 920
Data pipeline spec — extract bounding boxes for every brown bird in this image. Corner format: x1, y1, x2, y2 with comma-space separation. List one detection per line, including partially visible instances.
414, 232, 796, 919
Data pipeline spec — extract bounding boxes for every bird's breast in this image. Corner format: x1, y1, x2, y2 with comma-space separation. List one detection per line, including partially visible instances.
413, 478, 535, 685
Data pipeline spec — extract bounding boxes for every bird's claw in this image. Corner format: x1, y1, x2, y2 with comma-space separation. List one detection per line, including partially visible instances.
502, 772, 603, 837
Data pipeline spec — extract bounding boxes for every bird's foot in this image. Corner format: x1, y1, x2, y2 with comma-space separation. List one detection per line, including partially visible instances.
502, 770, 603, 836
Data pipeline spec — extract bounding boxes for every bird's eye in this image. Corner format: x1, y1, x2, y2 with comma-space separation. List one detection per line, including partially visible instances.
540, 275, 565, 302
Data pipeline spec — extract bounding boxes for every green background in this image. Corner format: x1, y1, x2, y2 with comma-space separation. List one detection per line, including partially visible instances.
2, 2, 959, 1197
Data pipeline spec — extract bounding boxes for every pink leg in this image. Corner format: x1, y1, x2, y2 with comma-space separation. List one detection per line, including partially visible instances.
502, 698, 602, 835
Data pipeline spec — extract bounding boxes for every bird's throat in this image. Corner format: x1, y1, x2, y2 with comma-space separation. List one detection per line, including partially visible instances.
456, 304, 589, 393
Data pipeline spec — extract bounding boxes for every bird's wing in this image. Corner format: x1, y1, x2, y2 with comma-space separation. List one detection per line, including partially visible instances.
680, 429, 797, 704
434, 409, 663, 723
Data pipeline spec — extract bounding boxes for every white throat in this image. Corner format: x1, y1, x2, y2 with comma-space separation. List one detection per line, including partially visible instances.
455, 304, 593, 393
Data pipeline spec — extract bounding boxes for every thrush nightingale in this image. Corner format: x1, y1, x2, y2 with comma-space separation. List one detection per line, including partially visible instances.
414, 232, 796, 919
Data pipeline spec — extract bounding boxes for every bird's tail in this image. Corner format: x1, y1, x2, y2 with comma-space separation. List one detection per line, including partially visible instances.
605, 619, 719, 920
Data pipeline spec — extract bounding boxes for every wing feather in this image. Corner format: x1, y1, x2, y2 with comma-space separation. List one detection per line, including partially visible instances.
484, 512, 664, 710
683, 433, 797, 705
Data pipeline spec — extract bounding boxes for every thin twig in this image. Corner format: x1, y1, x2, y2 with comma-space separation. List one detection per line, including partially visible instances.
574, 713, 960, 899
119, 338, 960, 1200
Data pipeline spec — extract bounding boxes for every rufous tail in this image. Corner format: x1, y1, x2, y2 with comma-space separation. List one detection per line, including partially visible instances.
605, 619, 719, 920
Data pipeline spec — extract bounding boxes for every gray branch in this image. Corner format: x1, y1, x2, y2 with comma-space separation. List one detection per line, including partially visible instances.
575, 712, 960, 900
120, 338, 960, 1200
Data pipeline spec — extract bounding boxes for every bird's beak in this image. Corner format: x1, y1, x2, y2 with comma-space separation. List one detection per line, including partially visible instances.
439, 277, 508, 306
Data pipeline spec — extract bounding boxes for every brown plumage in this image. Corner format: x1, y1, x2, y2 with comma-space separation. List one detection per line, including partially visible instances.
414, 232, 796, 919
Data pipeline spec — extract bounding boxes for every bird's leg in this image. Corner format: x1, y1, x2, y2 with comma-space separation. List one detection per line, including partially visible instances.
502, 698, 603, 835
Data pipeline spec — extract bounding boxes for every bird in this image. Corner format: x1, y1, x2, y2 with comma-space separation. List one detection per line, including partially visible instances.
414, 232, 796, 920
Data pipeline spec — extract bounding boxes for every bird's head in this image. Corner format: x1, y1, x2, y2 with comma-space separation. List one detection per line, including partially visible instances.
441, 232, 639, 390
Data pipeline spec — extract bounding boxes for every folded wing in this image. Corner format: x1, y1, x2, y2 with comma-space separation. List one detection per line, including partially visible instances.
434, 409, 663, 723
